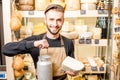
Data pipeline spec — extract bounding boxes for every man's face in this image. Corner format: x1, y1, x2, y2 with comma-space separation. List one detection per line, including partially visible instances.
45, 10, 64, 35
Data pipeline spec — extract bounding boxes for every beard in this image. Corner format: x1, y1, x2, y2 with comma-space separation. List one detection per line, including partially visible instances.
47, 25, 61, 35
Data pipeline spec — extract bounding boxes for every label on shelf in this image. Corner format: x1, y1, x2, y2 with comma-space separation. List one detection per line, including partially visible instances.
28, 11, 34, 15
86, 39, 92, 44
80, 10, 86, 14
94, 39, 99, 44
0, 72, 7, 79
98, 10, 108, 14
114, 27, 120, 32
79, 39, 85, 44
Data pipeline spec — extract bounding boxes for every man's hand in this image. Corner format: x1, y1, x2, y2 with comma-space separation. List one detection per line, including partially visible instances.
65, 71, 77, 76
34, 39, 49, 48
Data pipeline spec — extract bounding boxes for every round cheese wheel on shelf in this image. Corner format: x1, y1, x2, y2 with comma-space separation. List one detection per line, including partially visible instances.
81, 3, 96, 10
81, 0, 97, 3
51, 0, 64, 2
35, 0, 51, 10
19, 5, 34, 10
60, 31, 79, 39
65, 0, 80, 10
19, 0, 34, 5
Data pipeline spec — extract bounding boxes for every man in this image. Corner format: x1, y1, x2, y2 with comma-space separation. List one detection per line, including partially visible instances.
2, 4, 75, 80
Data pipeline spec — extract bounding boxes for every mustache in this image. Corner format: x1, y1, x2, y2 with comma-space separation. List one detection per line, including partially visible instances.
50, 25, 60, 28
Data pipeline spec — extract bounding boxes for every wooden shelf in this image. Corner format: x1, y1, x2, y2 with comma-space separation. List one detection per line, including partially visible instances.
19, 10, 109, 18
74, 39, 109, 46
81, 65, 106, 74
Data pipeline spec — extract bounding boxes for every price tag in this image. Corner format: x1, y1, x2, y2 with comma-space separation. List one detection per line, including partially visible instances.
28, 11, 34, 15
114, 27, 118, 32
118, 27, 120, 32
114, 27, 120, 32
86, 39, 92, 44
91, 66, 97, 71
98, 10, 104, 14
80, 10, 86, 15
79, 39, 85, 44
99, 67, 104, 71
103, 10, 108, 14
94, 39, 99, 44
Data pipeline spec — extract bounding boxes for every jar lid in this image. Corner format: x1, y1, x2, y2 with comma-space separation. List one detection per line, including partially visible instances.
39, 55, 50, 61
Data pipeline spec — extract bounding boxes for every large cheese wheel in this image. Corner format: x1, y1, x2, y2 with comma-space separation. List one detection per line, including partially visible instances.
35, 0, 51, 10
81, 0, 97, 3
50, 1, 66, 8
19, 5, 34, 11
19, 0, 34, 5
51, 0, 64, 2
65, 0, 80, 10
60, 31, 78, 39
81, 3, 96, 10
112, 7, 119, 14
61, 21, 74, 32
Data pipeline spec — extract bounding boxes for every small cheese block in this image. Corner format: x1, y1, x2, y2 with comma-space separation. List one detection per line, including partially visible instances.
87, 57, 97, 67
88, 75, 98, 80
67, 74, 85, 80
62, 56, 84, 73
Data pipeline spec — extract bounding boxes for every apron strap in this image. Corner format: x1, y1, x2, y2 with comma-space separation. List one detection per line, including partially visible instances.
42, 34, 64, 46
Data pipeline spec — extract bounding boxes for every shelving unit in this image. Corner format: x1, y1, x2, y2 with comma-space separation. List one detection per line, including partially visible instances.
19, 10, 109, 18
75, 39, 108, 46
111, 0, 120, 80
81, 64, 106, 74
2, 0, 113, 80
2, 0, 14, 80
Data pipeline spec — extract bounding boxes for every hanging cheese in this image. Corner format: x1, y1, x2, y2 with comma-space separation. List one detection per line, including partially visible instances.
65, 0, 80, 10
10, 16, 22, 31
14, 69, 24, 77
10, 3, 22, 31
35, 0, 51, 10
13, 9, 22, 21
12, 55, 24, 70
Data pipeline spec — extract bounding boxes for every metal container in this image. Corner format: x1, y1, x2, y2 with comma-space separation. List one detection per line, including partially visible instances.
37, 55, 52, 80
